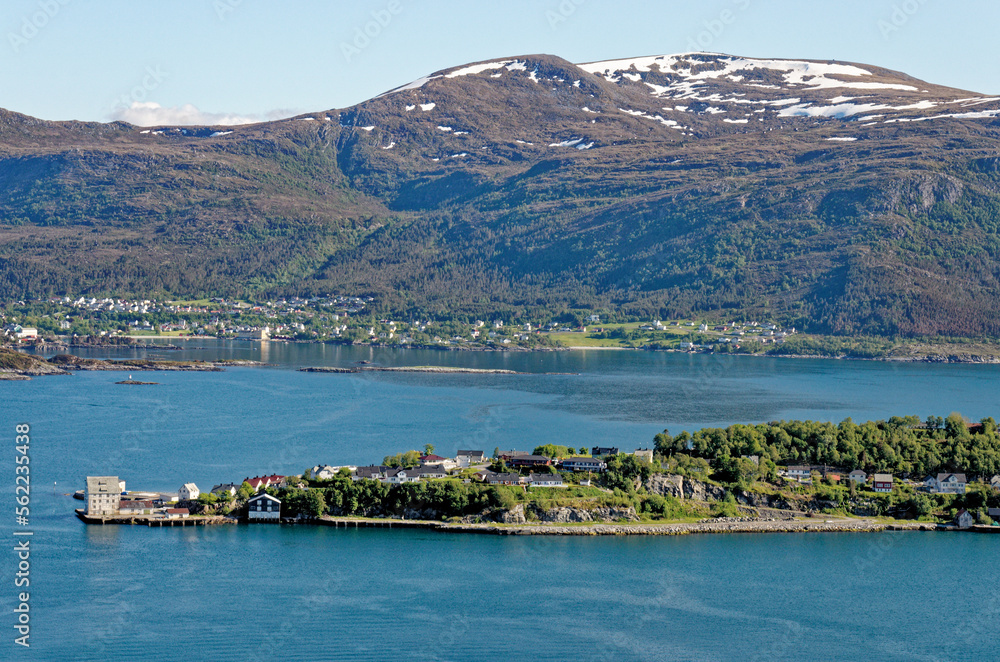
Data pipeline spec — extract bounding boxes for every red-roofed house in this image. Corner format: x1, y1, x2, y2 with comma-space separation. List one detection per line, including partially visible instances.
243, 475, 285, 491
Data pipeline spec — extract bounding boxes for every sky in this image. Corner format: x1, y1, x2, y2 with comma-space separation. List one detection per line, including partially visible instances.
2, 0, 997, 126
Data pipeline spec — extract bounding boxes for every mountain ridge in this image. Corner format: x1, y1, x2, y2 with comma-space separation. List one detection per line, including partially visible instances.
2, 52, 1000, 337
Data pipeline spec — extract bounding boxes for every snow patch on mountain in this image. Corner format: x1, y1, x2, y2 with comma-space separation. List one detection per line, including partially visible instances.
549, 137, 584, 147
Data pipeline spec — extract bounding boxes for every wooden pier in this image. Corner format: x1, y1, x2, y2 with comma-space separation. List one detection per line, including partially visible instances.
75, 510, 235, 527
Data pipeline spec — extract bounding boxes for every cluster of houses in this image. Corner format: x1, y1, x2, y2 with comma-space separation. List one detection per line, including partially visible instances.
83, 474, 291, 522
783, 466, 1000, 498
315, 446, 654, 490
84, 476, 190, 520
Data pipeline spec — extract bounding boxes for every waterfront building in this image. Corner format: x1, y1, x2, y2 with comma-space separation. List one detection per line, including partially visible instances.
86, 476, 121, 516
178, 483, 200, 500
248, 493, 281, 521
118, 500, 157, 516
956, 509, 974, 529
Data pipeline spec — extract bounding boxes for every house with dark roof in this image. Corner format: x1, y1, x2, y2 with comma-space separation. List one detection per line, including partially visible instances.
211, 483, 239, 498
487, 473, 523, 485
352, 466, 391, 481
560, 457, 607, 473
385, 468, 422, 484
529, 474, 564, 487
456, 450, 487, 467
591, 446, 619, 457
248, 493, 281, 521
417, 465, 448, 479
509, 454, 552, 469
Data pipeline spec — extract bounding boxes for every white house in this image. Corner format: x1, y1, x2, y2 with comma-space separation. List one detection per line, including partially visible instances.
178, 483, 200, 501
417, 465, 448, 480
632, 449, 654, 463
847, 470, 867, 484
311, 465, 356, 480
530, 474, 564, 487
85, 476, 121, 516
3, 324, 38, 339
248, 493, 281, 521
787, 466, 811, 481
928, 473, 967, 494
456, 450, 487, 468
990, 475, 1000, 490
384, 468, 421, 484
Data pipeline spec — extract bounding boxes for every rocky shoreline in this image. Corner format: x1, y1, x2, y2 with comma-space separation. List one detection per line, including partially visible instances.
0, 347, 264, 380
299, 365, 553, 375
318, 516, 935, 536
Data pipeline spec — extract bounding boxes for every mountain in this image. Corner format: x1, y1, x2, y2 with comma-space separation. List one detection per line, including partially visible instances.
2, 52, 1000, 336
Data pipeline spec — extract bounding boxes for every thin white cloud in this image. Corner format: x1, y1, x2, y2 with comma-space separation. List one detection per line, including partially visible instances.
109, 101, 298, 126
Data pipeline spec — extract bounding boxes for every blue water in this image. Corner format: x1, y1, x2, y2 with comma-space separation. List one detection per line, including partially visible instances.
3, 344, 999, 660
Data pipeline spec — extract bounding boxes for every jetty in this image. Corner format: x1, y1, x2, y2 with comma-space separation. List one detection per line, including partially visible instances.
75, 509, 236, 527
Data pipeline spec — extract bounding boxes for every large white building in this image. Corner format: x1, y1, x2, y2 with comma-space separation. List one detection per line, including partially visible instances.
178, 483, 200, 500
248, 493, 281, 521
926, 473, 967, 494
86, 476, 121, 516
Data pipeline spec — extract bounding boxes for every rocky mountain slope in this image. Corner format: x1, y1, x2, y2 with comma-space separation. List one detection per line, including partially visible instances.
2, 52, 1000, 335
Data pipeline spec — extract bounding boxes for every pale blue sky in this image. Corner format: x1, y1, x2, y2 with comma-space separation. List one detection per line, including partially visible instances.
2, 0, 996, 124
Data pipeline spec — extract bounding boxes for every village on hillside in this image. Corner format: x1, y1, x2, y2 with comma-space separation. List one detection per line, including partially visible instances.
3, 294, 798, 352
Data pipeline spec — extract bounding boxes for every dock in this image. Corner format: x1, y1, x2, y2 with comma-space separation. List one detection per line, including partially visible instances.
75, 510, 236, 527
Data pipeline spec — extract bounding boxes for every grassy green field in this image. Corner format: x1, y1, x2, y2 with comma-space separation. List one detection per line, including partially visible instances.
546, 321, 705, 348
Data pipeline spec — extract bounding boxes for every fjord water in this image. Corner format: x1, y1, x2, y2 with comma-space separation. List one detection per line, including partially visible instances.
4, 342, 1000, 660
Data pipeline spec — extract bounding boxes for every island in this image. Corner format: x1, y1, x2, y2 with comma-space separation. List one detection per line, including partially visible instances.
0, 346, 263, 380
76, 415, 1000, 535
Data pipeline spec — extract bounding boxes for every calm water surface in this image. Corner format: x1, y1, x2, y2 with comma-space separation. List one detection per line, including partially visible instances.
3, 343, 998, 660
